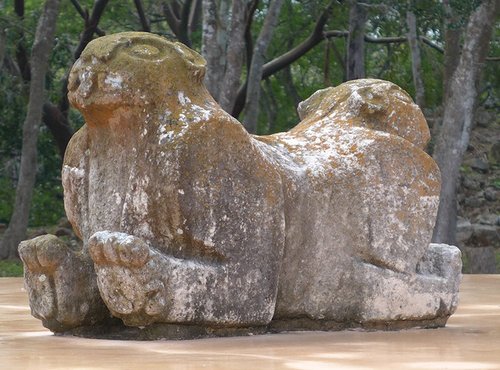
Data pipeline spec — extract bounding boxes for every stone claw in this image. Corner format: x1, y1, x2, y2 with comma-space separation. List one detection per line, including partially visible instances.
19, 235, 70, 273
89, 231, 150, 268
18, 234, 109, 332
88, 231, 164, 325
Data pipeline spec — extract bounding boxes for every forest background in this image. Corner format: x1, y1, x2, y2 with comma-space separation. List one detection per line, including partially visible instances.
0, 0, 498, 273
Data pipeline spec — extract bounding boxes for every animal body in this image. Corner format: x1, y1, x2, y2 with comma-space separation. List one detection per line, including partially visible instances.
19, 32, 461, 337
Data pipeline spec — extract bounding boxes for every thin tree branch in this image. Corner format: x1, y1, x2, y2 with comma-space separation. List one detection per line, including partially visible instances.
364, 35, 406, 43
232, 0, 336, 117
244, 0, 259, 74
179, 0, 193, 46
14, 0, 31, 81
325, 30, 497, 61
73, 0, 110, 60
70, 0, 105, 36
60, 0, 109, 116
163, 0, 192, 46
329, 37, 346, 76
188, 0, 201, 34
243, 0, 284, 133
41, 0, 110, 160
421, 36, 443, 52
0, 28, 6, 71
134, 0, 151, 32
42, 103, 73, 156
163, 2, 180, 35
420, 36, 497, 61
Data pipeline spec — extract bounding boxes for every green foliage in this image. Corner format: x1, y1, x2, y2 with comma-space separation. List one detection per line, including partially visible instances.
0, 178, 15, 224
0, 260, 23, 277
29, 182, 65, 227
0, 0, 498, 237
497, 250, 500, 273
461, 251, 469, 273
492, 178, 500, 190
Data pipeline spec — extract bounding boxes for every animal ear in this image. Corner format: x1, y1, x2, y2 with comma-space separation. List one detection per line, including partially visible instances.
173, 42, 206, 82
297, 87, 335, 120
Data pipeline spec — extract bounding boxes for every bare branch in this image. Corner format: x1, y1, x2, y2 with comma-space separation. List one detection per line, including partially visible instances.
263, 0, 335, 79
232, 0, 336, 117
134, 0, 151, 32
163, 0, 192, 46
163, 2, 180, 34
69, 0, 104, 36
420, 35, 497, 61
346, 0, 367, 80
329, 38, 346, 78
357, 2, 388, 11
42, 102, 73, 156
0, 29, 5, 71
179, 0, 193, 46
59, 0, 109, 117
421, 36, 443, 53
73, 0, 110, 60
188, 0, 202, 34
244, 0, 259, 73
14, 0, 31, 81
364, 35, 406, 43
243, 0, 284, 133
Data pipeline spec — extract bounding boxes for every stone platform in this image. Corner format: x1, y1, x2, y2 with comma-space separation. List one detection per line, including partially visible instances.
1, 275, 499, 369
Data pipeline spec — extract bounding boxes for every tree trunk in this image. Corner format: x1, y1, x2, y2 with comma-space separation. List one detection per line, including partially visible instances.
42, 102, 74, 157
0, 26, 6, 70
0, 0, 61, 260
39, 0, 108, 160
406, 7, 425, 108
134, 0, 151, 32
280, 65, 302, 113
442, 0, 462, 101
346, 0, 366, 80
201, 0, 229, 101
218, 0, 254, 113
432, 0, 499, 245
243, 0, 284, 133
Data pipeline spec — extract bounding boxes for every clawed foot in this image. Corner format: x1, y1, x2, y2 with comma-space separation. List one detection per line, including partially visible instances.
19, 235, 109, 332
88, 231, 169, 326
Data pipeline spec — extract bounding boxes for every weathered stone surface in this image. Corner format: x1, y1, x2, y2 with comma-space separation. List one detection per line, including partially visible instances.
456, 217, 473, 246
470, 224, 500, 248
19, 32, 461, 339
484, 187, 497, 202
478, 213, 500, 226
18, 235, 109, 332
469, 158, 490, 173
465, 247, 497, 274
489, 142, 500, 165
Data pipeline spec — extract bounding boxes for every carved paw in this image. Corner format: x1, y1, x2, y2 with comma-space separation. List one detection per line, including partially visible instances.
89, 231, 167, 326
89, 231, 150, 268
18, 235, 108, 332
19, 234, 71, 273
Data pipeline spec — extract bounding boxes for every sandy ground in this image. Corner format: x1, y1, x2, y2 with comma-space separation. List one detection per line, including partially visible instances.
1, 275, 500, 370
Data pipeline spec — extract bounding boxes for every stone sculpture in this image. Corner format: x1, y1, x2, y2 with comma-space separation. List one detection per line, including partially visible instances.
18, 32, 461, 340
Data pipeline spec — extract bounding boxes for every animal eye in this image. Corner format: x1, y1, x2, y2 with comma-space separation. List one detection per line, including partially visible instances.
130, 44, 161, 59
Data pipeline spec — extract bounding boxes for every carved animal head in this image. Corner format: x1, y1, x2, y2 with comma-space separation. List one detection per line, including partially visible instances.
68, 32, 206, 120
297, 79, 430, 149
